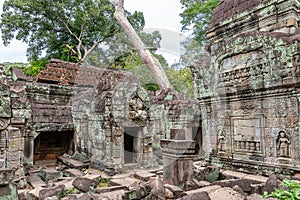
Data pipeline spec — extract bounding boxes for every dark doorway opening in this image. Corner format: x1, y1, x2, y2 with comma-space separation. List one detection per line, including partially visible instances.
192, 127, 202, 155
124, 128, 140, 164
34, 131, 74, 161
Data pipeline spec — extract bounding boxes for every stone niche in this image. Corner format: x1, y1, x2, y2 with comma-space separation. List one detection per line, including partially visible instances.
192, 0, 300, 173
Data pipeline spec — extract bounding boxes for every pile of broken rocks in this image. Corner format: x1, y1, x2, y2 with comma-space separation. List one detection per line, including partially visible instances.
13, 159, 284, 200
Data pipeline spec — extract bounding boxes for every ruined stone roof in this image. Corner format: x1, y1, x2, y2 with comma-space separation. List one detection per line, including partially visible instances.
208, 0, 268, 30
36, 59, 141, 95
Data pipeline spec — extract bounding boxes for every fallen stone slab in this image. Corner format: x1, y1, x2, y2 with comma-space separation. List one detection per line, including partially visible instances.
221, 170, 247, 179
95, 185, 126, 194
209, 187, 246, 200
58, 157, 90, 169
64, 169, 85, 177
55, 178, 75, 191
193, 179, 211, 188
123, 182, 151, 200
180, 191, 210, 200
72, 174, 101, 192
44, 196, 59, 200
27, 173, 47, 188
39, 185, 65, 200
244, 175, 268, 184
92, 190, 125, 200
134, 171, 156, 181
148, 176, 164, 200
212, 178, 252, 193
41, 169, 63, 181
110, 177, 140, 188
184, 185, 221, 196
164, 184, 184, 199
111, 172, 134, 179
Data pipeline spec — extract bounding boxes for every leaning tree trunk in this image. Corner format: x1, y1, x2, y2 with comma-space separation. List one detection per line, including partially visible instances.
110, 0, 173, 90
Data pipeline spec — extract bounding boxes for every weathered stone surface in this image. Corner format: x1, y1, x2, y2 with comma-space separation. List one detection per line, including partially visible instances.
0, 183, 18, 200
72, 177, 93, 193
164, 184, 184, 199
40, 169, 63, 182
39, 185, 65, 200
110, 177, 140, 188
180, 191, 210, 200
134, 171, 156, 181
0, 169, 15, 185
27, 173, 47, 189
209, 187, 246, 200
148, 176, 164, 200
122, 182, 151, 200
213, 179, 252, 193
64, 169, 85, 178
262, 174, 280, 194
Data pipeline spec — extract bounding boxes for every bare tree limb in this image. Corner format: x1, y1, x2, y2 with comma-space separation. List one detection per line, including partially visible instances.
109, 0, 173, 90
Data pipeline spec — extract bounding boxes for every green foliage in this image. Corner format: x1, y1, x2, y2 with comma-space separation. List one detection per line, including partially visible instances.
25, 58, 49, 76
97, 178, 111, 188
180, 0, 220, 44
1, 0, 144, 62
165, 67, 194, 97
263, 180, 300, 200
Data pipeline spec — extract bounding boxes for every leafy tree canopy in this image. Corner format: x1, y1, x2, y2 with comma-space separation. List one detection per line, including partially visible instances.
180, 0, 220, 44
0, 0, 144, 62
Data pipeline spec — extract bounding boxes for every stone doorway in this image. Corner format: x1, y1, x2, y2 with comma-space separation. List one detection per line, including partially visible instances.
33, 131, 74, 161
124, 127, 141, 164
192, 127, 202, 155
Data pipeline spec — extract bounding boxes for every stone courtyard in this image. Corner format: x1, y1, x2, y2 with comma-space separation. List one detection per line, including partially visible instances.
2, 0, 300, 199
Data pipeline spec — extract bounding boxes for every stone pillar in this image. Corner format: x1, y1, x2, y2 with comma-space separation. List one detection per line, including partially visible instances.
160, 139, 196, 190
0, 169, 18, 200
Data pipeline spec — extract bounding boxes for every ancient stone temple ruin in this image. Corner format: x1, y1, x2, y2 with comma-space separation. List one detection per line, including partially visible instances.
0, 59, 200, 170
192, 0, 300, 173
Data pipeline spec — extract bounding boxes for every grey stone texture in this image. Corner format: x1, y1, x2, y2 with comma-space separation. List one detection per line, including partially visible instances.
192, 0, 300, 173
0, 58, 201, 171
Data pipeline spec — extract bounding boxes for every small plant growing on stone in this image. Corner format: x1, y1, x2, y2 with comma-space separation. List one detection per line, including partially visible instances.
263, 180, 300, 199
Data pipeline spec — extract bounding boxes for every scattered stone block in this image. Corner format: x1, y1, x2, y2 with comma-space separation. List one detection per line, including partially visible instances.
213, 179, 252, 193
164, 184, 184, 198
58, 157, 90, 169
72, 177, 93, 193
95, 185, 126, 194
39, 185, 65, 200
55, 178, 75, 191
110, 177, 140, 188
193, 179, 211, 188
134, 171, 156, 181
64, 169, 85, 177
123, 182, 151, 200
27, 173, 47, 188
148, 176, 164, 200
262, 174, 280, 194
209, 187, 246, 200
180, 191, 210, 200
41, 169, 62, 181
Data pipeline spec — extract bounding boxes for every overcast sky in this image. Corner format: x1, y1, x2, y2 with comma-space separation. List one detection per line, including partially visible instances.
0, 0, 185, 64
